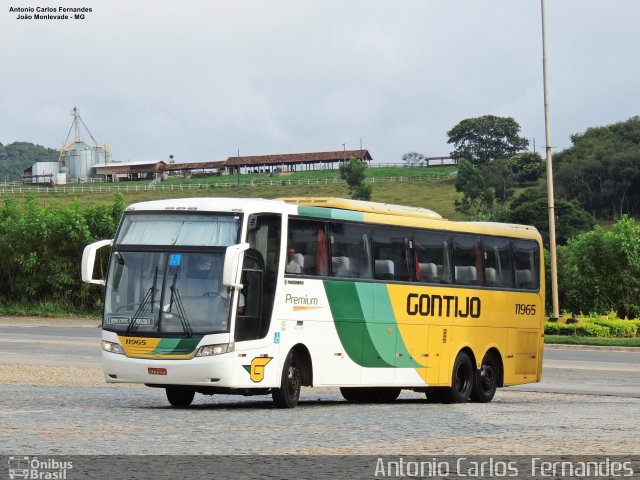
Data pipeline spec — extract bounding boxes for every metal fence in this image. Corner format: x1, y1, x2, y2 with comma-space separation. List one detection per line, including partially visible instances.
0, 174, 454, 196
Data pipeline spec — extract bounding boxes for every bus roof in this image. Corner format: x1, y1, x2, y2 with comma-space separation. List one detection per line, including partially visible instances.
279, 197, 443, 220
123, 197, 541, 241
281, 197, 541, 241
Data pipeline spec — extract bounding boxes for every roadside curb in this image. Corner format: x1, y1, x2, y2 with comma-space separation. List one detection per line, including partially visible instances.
545, 343, 640, 352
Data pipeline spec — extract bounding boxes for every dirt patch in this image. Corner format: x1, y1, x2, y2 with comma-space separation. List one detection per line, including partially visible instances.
0, 315, 99, 327
0, 364, 139, 388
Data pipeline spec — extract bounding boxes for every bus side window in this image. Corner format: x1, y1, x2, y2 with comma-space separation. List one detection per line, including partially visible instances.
413, 231, 451, 284
329, 222, 372, 279
453, 235, 482, 286
513, 240, 539, 290
483, 237, 513, 288
287, 219, 327, 276
373, 227, 410, 281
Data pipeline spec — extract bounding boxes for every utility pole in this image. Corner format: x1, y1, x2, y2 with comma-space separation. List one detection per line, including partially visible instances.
541, 0, 560, 318
237, 148, 240, 189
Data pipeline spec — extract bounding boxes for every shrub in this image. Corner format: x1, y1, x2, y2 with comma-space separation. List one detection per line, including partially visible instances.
0, 194, 124, 313
558, 217, 640, 318
588, 317, 637, 337
544, 322, 607, 336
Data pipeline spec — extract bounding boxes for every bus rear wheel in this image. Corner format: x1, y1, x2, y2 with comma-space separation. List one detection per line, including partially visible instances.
272, 350, 302, 408
166, 387, 195, 407
443, 351, 474, 403
471, 352, 500, 403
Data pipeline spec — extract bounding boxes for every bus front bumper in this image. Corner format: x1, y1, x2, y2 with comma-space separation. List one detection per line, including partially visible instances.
102, 351, 234, 387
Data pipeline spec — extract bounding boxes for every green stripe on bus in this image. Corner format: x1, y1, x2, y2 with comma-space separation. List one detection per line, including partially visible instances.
151, 337, 201, 355
324, 280, 421, 369
370, 283, 421, 368
298, 206, 363, 222
323, 280, 392, 368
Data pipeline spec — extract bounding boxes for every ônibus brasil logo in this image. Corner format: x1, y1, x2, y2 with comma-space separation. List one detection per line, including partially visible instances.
8, 456, 73, 479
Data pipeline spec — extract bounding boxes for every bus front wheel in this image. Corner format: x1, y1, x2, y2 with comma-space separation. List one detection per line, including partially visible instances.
166, 387, 195, 407
272, 350, 302, 408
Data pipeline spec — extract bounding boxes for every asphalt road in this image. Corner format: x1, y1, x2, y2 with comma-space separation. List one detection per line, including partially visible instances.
1, 324, 639, 397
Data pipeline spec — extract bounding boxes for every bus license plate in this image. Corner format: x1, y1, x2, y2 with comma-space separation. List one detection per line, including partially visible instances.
148, 368, 167, 375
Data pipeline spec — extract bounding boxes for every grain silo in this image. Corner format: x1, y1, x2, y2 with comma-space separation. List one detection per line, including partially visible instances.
59, 107, 110, 181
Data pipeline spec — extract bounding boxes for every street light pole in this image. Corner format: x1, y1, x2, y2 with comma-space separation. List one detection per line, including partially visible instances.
541, 0, 560, 318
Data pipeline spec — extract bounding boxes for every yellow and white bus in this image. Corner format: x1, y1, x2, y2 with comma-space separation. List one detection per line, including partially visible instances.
82, 196, 545, 408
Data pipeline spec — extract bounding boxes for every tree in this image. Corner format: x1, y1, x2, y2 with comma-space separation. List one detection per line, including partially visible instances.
495, 188, 594, 248
447, 115, 529, 166
339, 157, 372, 201
453, 159, 494, 217
554, 116, 640, 219
482, 158, 516, 208
510, 152, 544, 185
401, 152, 425, 167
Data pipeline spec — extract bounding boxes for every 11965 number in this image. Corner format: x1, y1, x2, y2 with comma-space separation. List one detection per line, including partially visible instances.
515, 304, 536, 315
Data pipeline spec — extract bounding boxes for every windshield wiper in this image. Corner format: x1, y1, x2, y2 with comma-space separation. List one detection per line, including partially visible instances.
168, 271, 192, 337
126, 267, 158, 335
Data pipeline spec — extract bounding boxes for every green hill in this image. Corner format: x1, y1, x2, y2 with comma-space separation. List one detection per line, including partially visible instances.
0, 142, 59, 182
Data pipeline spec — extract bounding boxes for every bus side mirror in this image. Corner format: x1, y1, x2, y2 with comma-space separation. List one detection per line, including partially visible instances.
81, 239, 114, 285
223, 243, 250, 289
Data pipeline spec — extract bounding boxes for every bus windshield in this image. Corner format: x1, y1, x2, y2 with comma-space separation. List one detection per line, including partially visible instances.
104, 212, 242, 335
104, 251, 231, 335
116, 213, 240, 247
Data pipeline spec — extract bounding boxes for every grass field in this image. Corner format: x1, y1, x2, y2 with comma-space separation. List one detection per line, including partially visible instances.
19, 166, 464, 220
545, 335, 640, 347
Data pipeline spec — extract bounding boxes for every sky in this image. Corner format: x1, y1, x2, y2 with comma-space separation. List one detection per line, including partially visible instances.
1, 0, 638, 165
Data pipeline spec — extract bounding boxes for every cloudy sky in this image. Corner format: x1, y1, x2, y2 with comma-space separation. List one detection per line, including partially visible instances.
1, 0, 638, 164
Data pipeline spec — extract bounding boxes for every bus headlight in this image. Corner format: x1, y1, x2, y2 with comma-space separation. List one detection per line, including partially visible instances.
102, 340, 124, 355
195, 343, 234, 357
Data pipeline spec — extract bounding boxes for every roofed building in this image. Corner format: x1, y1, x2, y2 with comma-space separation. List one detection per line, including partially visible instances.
221, 149, 372, 175
94, 161, 166, 182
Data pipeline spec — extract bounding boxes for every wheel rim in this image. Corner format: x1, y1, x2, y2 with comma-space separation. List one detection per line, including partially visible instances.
286, 363, 301, 399
479, 362, 496, 394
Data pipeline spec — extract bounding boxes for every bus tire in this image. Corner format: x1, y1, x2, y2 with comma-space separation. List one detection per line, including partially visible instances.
443, 351, 474, 403
374, 388, 401, 402
166, 387, 195, 407
272, 350, 302, 408
340, 387, 366, 402
471, 351, 500, 403
424, 387, 447, 403
341, 387, 400, 403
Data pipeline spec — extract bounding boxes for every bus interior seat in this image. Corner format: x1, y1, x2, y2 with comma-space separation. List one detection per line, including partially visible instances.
419, 262, 438, 282
485, 267, 497, 286
375, 259, 394, 280
515, 269, 532, 288
455, 265, 477, 285
332, 256, 350, 277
